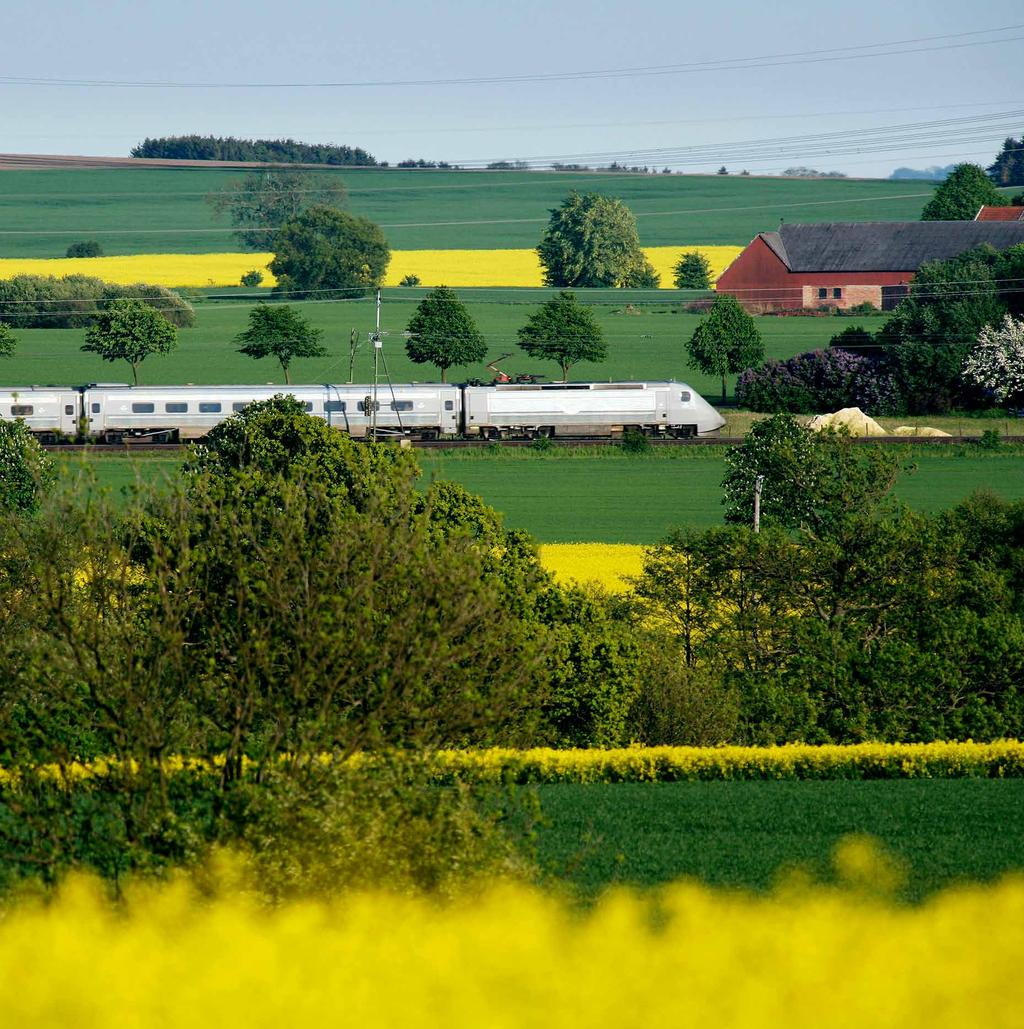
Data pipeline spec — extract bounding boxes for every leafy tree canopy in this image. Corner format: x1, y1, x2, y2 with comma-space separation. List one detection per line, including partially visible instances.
80, 298, 177, 385
208, 169, 348, 252
186, 394, 419, 513
0, 323, 15, 358
517, 291, 607, 381
269, 206, 390, 298
536, 192, 659, 288
921, 163, 1008, 220
721, 414, 901, 538
0, 419, 55, 514
65, 241, 102, 258
405, 286, 487, 382
987, 136, 1024, 188
685, 294, 764, 400
234, 304, 326, 384
673, 251, 712, 290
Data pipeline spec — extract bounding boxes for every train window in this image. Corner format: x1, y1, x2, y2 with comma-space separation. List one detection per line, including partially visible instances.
91, 403, 101, 414
390, 401, 413, 412
199, 402, 222, 413
232, 402, 249, 412
444, 400, 454, 411
303, 402, 315, 412
680, 391, 691, 402
357, 400, 380, 412
324, 401, 346, 412
11, 405, 33, 417
165, 402, 188, 413
65, 405, 74, 415
131, 403, 155, 414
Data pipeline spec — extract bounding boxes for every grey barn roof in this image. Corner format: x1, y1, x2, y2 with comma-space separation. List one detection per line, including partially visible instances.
760, 221, 1024, 273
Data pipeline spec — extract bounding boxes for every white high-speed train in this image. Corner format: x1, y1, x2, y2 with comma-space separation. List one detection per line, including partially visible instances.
0, 381, 726, 443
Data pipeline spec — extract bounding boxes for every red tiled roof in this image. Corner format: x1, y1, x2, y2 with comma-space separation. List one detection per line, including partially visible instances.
975, 206, 1024, 221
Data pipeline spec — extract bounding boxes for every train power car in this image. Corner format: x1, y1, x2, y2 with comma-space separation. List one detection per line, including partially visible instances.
461, 381, 724, 438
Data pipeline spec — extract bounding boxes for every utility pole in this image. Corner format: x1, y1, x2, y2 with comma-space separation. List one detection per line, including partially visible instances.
753, 474, 764, 534
348, 327, 360, 384
370, 288, 382, 442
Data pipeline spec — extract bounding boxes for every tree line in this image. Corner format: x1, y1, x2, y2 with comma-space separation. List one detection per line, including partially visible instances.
131, 135, 380, 165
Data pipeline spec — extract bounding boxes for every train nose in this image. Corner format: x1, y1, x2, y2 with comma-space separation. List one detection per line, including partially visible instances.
696, 393, 726, 435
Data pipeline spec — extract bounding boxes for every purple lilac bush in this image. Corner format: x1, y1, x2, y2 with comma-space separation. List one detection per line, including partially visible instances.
736, 349, 899, 415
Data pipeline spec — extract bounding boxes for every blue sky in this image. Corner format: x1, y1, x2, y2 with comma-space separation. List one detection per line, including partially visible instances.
1, 0, 1022, 177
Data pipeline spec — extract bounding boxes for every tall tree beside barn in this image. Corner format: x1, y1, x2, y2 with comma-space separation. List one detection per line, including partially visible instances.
685, 294, 764, 401
921, 163, 1008, 221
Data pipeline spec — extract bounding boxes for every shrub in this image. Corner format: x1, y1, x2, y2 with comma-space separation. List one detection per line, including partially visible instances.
627, 652, 738, 746
735, 348, 898, 414
620, 430, 651, 454
65, 241, 103, 258
240, 270, 264, 287
0, 276, 194, 329
0, 420, 56, 513
399, 274, 422, 287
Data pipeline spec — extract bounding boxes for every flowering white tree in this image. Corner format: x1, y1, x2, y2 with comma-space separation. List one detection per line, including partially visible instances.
963, 315, 1024, 404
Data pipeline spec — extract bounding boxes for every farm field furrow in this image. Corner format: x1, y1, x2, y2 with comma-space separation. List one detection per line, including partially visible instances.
62, 450, 1024, 544
0, 168, 936, 256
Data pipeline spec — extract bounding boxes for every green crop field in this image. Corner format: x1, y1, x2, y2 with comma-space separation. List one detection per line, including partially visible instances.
0, 292, 857, 397
62, 448, 1024, 544
532, 780, 1024, 900
0, 167, 938, 257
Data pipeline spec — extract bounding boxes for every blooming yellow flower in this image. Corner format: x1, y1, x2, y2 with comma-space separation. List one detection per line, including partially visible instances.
539, 543, 645, 593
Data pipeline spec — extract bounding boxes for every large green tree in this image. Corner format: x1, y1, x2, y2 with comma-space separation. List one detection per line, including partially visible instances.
405, 286, 487, 382
517, 291, 606, 381
80, 298, 177, 385
685, 294, 764, 400
208, 169, 348, 252
269, 206, 390, 298
921, 163, 1008, 220
536, 192, 659, 288
234, 304, 326, 384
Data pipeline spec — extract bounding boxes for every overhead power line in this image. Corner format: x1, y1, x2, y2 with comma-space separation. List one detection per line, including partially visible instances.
1, 25, 1022, 89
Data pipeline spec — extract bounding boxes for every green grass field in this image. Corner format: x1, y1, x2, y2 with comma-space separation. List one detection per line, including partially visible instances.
0, 168, 938, 257
1, 293, 859, 399
62, 447, 1024, 543
532, 780, 1024, 900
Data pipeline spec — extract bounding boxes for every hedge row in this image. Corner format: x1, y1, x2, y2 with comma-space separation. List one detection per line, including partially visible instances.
431, 742, 1024, 783
6, 742, 1024, 788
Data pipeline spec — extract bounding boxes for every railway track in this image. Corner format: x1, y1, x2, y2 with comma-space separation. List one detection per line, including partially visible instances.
44, 434, 1024, 454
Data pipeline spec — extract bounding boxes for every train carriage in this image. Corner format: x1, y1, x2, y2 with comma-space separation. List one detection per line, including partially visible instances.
0, 387, 81, 441
82, 384, 461, 442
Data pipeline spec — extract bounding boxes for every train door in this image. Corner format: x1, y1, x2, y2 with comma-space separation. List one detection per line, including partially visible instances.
655, 389, 669, 431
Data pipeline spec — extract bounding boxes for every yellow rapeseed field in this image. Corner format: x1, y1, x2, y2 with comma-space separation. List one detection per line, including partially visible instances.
0, 253, 280, 288
0, 246, 741, 289
1, 865, 1022, 1027
539, 542, 644, 592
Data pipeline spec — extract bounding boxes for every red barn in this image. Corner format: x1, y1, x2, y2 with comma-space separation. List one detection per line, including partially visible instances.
716, 221, 1024, 312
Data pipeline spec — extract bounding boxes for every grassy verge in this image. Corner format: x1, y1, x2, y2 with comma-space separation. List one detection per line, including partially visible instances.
533, 779, 1024, 900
